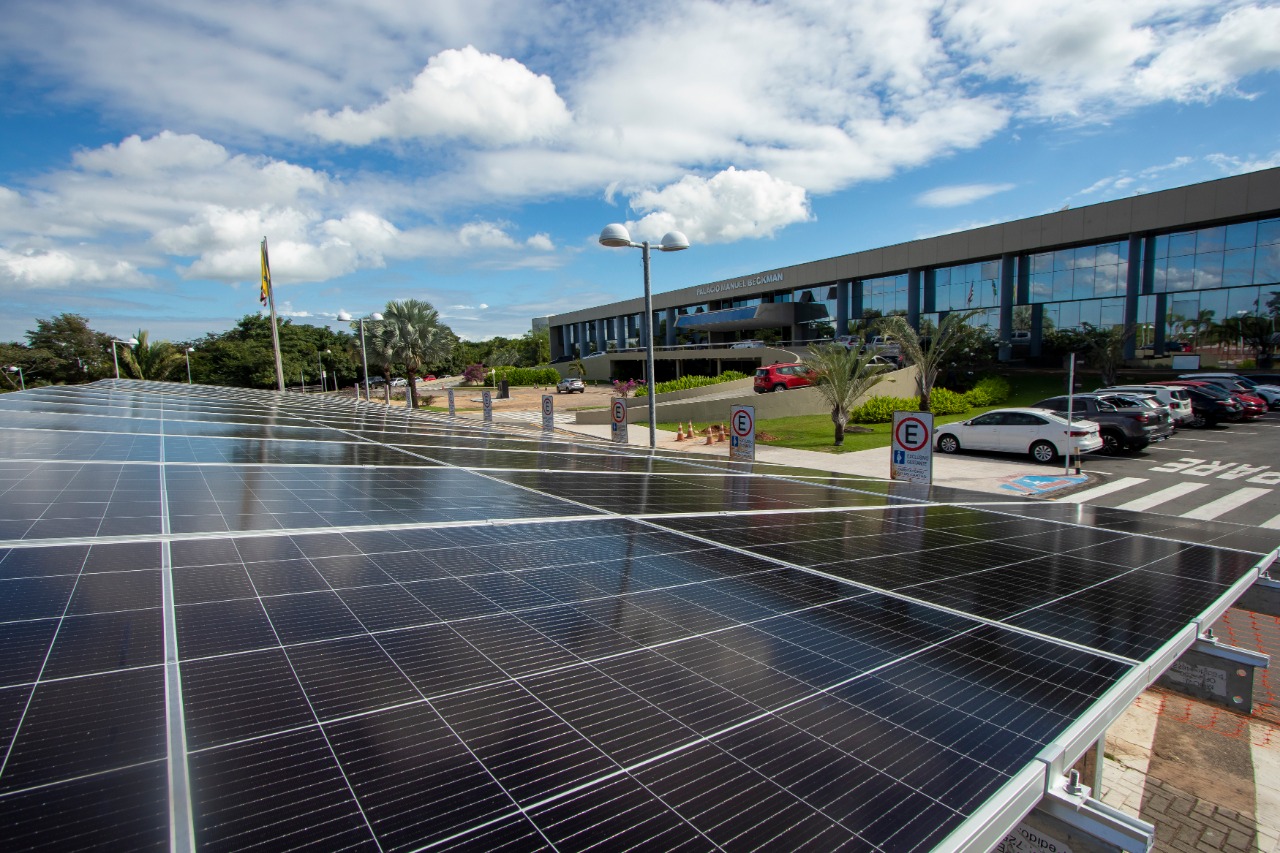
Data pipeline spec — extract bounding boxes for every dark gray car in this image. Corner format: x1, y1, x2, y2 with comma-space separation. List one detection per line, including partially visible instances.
1031, 393, 1174, 454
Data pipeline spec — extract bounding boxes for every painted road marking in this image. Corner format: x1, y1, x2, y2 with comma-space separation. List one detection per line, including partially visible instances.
1262, 513, 1280, 530
1179, 487, 1271, 520
1115, 482, 1209, 512
1057, 477, 1147, 504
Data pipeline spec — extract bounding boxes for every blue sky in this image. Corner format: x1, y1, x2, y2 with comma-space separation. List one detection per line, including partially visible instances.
2, 0, 1279, 345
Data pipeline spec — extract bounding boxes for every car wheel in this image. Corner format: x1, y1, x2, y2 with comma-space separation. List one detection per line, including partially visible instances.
936, 434, 960, 454
1189, 412, 1207, 428
1099, 430, 1125, 455
772, 384, 786, 392
1030, 441, 1058, 463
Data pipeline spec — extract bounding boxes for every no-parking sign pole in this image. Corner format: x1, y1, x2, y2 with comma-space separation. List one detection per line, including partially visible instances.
610, 398, 629, 444
541, 394, 554, 431
730, 405, 755, 462
890, 411, 934, 484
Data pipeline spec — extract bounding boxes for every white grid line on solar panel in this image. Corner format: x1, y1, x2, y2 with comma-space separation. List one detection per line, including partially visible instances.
0, 756, 167, 802
220, 532, 569, 851
626, 514, 1147, 666
936, 498, 1274, 558
424, 617, 1003, 852
0, 544, 93, 782
279, 540, 861, 851
223, 537, 389, 850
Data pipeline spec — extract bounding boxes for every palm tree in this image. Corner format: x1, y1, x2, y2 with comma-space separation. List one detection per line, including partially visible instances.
120, 330, 183, 380
802, 344, 892, 446
363, 321, 397, 405
878, 310, 982, 413
381, 299, 454, 409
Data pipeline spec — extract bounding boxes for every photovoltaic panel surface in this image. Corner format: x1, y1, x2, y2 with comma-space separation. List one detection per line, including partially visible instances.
0, 380, 1268, 852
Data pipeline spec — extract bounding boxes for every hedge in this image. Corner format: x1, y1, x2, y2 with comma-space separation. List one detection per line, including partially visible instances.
491, 366, 561, 386
635, 371, 749, 397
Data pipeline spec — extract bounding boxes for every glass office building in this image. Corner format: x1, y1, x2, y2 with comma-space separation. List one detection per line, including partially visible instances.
547, 169, 1280, 367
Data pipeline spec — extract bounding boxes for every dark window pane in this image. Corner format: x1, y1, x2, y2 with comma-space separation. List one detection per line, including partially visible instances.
1225, 221, 1257, 250
1194, 251, 1223, 290
1223, 248, 1255, 288
1169, 232, 1197, 257
1258, 218, 1280, 246
1196, 226, 1225, 254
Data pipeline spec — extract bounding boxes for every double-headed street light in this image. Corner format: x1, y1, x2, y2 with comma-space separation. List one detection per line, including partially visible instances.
185, 348, 195, 384
4, 365, 23, 391
598, 224, 690, 449
338, 311, 384, 401
111, 338, 139, 380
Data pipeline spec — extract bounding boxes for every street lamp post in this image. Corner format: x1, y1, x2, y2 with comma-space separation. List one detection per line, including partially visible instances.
185, 348, 194, 384
598, 224, 690, 449
338, 311, 384, 401
316, 349, 333, 393
111, 338, 139, 380
5, 365, 23, 391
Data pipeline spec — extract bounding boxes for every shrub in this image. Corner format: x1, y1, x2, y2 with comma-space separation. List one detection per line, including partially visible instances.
962, 375, 1011, 407
635, 371, 749, 397
928, 387, 971, 415
850, 395, 919, 424
492, 366, 560, 386
462, 363, 487, 384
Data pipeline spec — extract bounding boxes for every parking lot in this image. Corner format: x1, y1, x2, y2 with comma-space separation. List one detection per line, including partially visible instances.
1057, 410, 1280, 529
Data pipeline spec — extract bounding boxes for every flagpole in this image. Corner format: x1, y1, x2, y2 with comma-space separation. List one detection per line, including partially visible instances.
261, 237, 286, 392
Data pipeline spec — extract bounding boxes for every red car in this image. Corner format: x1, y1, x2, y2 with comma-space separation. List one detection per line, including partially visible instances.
1157, 380, 1267, 419
754, 362, 817, 393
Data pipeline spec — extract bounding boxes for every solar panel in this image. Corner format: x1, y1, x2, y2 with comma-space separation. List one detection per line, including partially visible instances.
0, 379, 1269, 852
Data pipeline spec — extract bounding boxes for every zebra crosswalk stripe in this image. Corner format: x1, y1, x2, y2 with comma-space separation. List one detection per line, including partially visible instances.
1057, 477, 1147, 504
1180, 487, 1271, 520
1263, 513, 1280, 530
1115, 481, 1209, 512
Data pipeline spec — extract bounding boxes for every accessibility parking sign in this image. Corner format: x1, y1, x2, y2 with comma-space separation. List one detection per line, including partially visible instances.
890, 411, 934, 484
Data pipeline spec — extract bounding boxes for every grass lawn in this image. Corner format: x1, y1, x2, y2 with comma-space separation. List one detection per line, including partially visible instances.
651, 373, 1069, 454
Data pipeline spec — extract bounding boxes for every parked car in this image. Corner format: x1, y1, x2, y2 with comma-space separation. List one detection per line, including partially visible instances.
1181, 373, 1280, 409
556, 377, 585, 393
390, 377, 407, 387
1095, 385, 1193, 425
583, 351, 607, 358
1031, 394, 1174, 454
1150, 381, 1245, 427
934, 408, 1103, 463
754, 362, 818, 393
1166, 380, 1267, 419
729, 339, 764, 349
367, 375, 386, 386
421, 375, 437, 382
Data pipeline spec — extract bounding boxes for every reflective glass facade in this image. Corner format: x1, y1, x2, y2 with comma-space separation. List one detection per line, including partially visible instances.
935, 261, 1001, 311
862, 274, 908, 315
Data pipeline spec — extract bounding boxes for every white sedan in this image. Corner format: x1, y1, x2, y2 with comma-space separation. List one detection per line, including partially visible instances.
934, 407, 1103, 463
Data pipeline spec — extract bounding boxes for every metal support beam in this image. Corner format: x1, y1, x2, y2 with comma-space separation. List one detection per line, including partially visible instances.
1017, 774, 1155, 853
1235, 575, 1280, 616
1157, 631, 1270, 713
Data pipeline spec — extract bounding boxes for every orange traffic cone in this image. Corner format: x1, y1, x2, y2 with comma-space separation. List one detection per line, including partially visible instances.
687, 421, 695, 438
716, 424, 727, 442
675, 424, 685, 441
704, 427, 714, 445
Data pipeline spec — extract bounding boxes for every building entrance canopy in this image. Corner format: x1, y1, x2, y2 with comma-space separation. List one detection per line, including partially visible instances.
675, 301, 828, 332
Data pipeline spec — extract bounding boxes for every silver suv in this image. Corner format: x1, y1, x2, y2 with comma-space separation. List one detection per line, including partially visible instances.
1032, 393, 1174, 454
1096, 385, 1193, 425
556, 377, 585, 393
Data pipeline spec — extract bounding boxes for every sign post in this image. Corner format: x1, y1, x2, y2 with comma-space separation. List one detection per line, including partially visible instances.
890, 411, 934, 484
610, 398, 629, 444
446, 388, 456, 417
541, 394, 554, 431
482, 390, 493, 422
729, 405, 755, 462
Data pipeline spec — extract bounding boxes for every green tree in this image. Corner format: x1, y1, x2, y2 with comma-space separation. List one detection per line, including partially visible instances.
119, 330, 184, 380
1078, 322, 1135, 386
802, 344, 892, 446
25, 313, 113, 384
878, 309, 983, 413
519, 327, 551, 365
381, 299, 455, 408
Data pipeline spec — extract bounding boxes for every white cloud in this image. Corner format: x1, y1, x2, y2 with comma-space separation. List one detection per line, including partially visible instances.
305, 46, 571, 146
625, 168, 812, 244
0, 247, 145, 290
916, 182, 1016, 207
1207, 150, 1280, 175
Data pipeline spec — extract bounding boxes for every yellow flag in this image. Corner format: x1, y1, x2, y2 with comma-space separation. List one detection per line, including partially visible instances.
260, 238, 271, 307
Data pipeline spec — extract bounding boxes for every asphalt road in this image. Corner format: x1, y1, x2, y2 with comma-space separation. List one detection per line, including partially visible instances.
1056, 410, 1280, 530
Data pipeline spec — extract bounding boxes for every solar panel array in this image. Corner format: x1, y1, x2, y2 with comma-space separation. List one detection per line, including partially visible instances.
0, 381, 1269, 852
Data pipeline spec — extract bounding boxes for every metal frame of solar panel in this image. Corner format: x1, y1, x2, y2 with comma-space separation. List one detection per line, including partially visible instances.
0, 379, 1272, 853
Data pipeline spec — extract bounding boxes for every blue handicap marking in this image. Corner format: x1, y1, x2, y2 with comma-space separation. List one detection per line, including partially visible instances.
1000, 474, 1089, 495
893, 449, 905, 464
